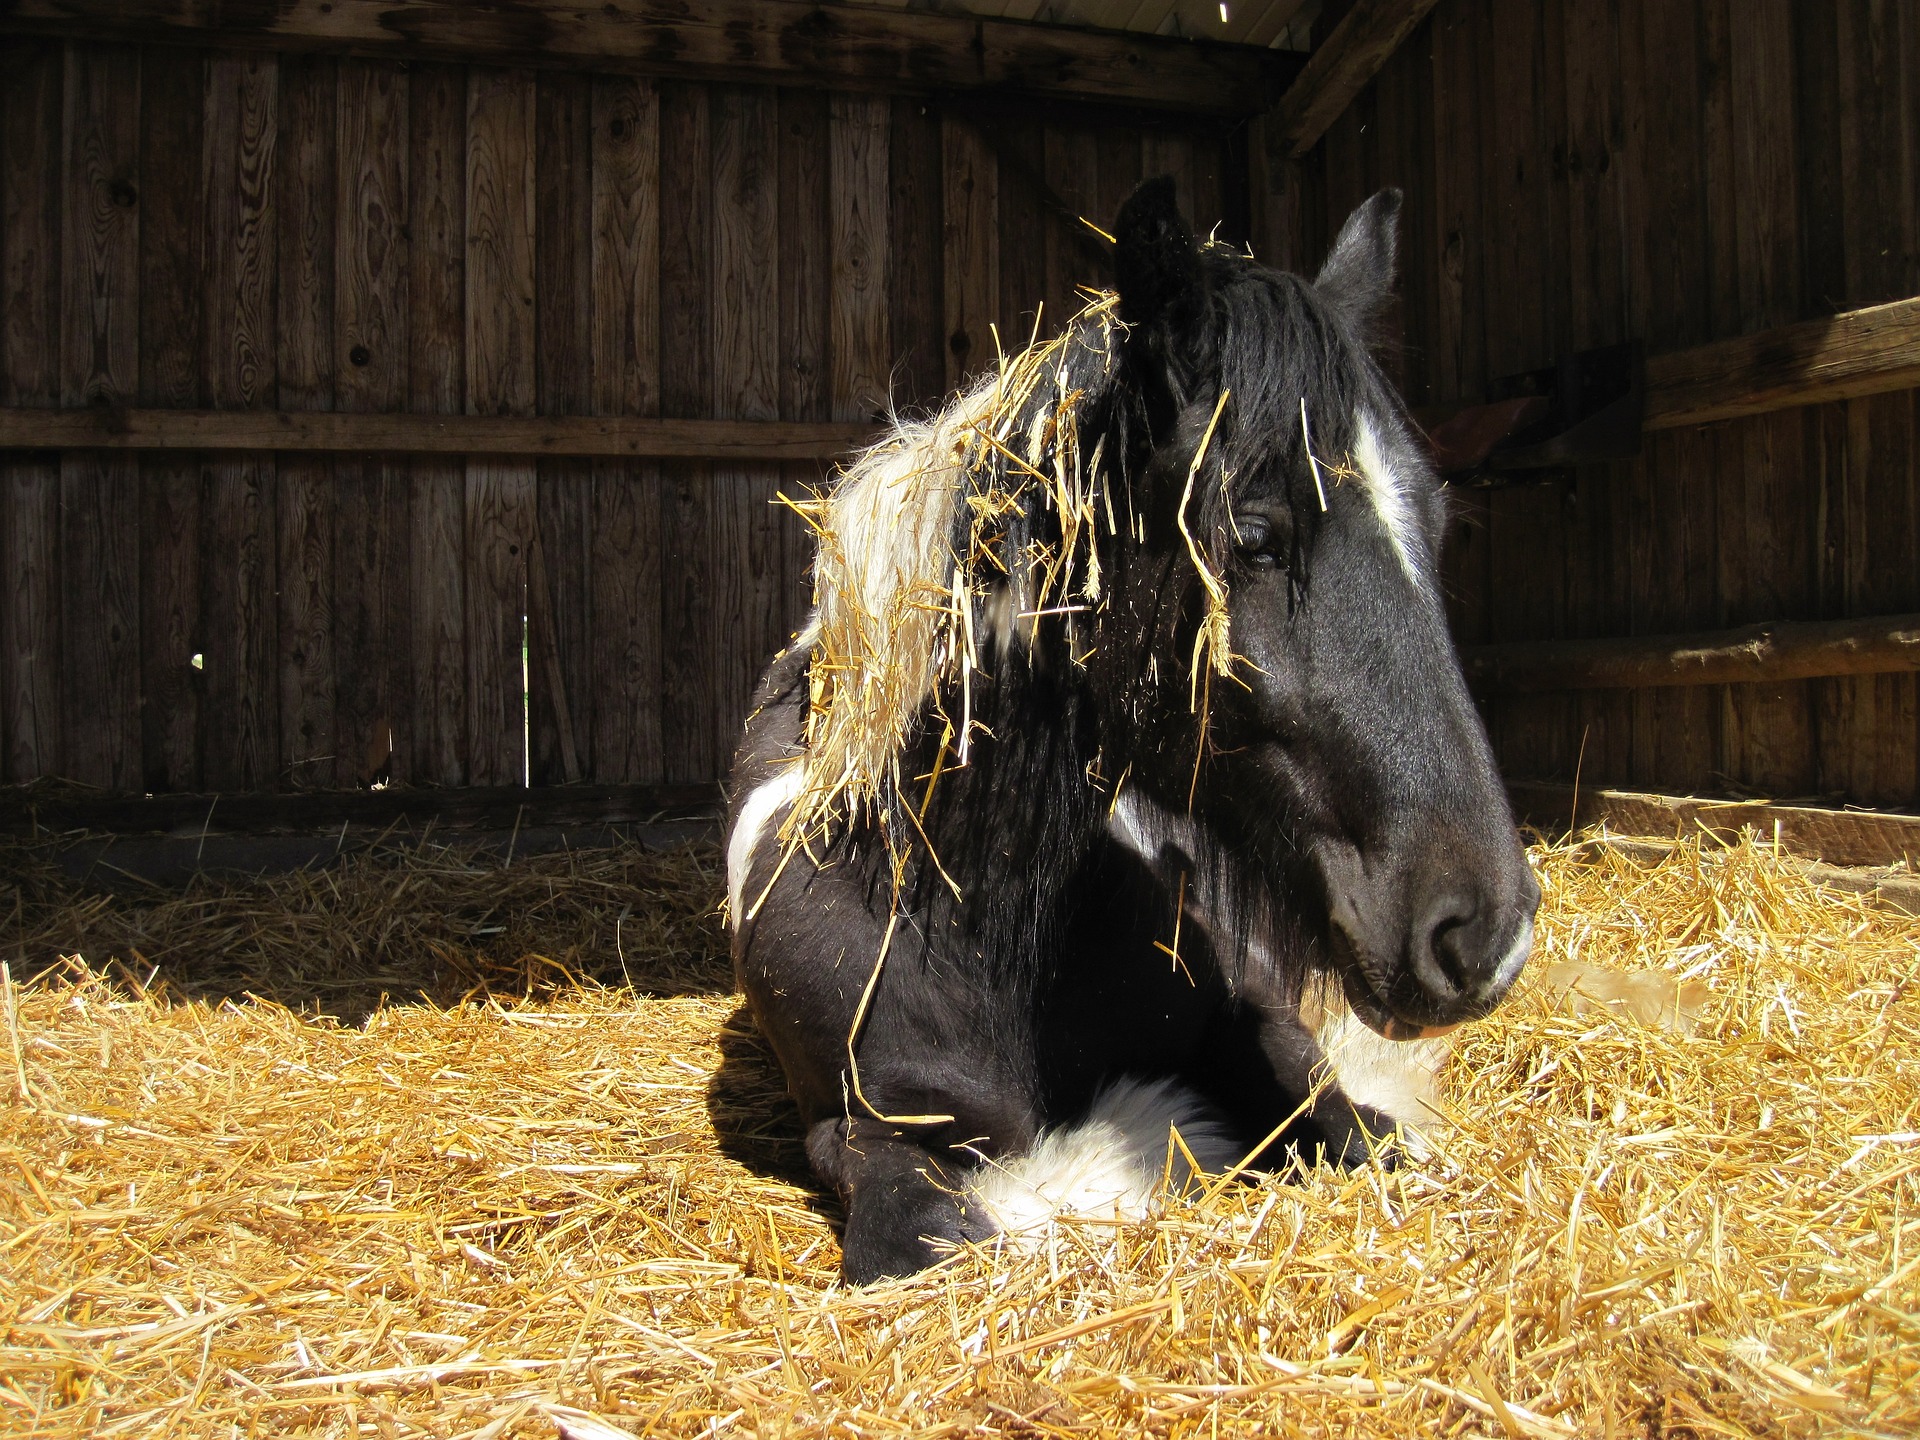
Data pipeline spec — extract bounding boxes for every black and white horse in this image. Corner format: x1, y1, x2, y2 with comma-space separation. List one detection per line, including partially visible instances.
726, 180, 1539, 1284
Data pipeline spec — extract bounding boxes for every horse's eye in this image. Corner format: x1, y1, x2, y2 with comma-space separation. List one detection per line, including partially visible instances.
1233, 514, 1289, 570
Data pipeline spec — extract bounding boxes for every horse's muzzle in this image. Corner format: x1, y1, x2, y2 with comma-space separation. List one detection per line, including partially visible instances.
1315, 836, 1540, 1036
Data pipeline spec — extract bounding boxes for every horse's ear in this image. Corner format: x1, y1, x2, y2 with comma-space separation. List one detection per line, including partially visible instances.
1113, 176, 1204, 341
1315, 189, 1402, 323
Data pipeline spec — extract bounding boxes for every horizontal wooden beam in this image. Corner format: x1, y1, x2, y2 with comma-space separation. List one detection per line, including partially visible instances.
1645, 295, 1920, 430
1460, 613, 1920, 693
0, 0, 1299, 116
1, 782, 724, 837
1509, 782, 1920, 870
1269, 0, 1442, 158
0, 407, 875, 461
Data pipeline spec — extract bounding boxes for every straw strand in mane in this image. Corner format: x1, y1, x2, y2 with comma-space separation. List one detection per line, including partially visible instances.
780, 292, 1127, 860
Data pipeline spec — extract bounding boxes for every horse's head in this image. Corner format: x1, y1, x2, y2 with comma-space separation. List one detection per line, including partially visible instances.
1097, 178, 1538, 1039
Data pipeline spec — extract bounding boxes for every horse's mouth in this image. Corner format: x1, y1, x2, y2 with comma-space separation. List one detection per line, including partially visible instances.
1334, 945, 1464, 1042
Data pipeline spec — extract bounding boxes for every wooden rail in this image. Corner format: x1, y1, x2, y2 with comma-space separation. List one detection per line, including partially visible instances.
0, 783, 724, 837
0, 408, 875, 461
1644, 295, 1920, 430
1269, 0, 1444, 158
1417, 296, 1920, 445
0, 0, 1300, 116
1459, 614, 1920, 694
1508, 782, 1920, 869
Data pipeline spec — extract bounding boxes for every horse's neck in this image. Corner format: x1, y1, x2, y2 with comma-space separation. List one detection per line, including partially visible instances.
904, 661, 1106, 970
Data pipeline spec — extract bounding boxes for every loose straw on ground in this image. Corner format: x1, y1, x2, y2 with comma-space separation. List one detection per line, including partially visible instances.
2, 826, 1915, 1437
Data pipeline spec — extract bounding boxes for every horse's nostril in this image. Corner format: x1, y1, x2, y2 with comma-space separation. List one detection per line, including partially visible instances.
1413, 893, 1483, 1002
1429, 912, 1475, 994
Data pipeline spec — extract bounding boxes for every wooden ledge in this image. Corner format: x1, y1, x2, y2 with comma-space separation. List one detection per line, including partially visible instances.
0, 0, 1300, 116
0, 408, 875, 462
1, 783, 725, 838
1645, 295, 1920, 430
1509, 782, 1920, 870
1460, 614, 1920, 694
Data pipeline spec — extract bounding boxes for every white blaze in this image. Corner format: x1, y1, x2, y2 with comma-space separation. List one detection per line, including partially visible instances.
1350, 411, 1427, 589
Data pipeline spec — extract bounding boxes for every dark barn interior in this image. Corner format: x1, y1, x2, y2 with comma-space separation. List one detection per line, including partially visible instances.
2, 0, 1918, 868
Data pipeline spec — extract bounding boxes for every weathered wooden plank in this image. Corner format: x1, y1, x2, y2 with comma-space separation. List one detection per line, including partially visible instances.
1835, 0, 1917, 808
1481, 0, 1570, 781
62, 44, 142, 411
997, 122, 1047, 356
334, 58, 410, 787
657, 82, 713, 787
588, 74, 662, 786
3, 39, 63, 412
200, 455, 279, 790
1462, 612, 1920, 694
1092, 128, 1142, 264
712, 85, 784, 775
0, 405, 876, 457
337, 61, 409, 412
60, 44, 143, 791
135, 50, 209, 792
1042, 122, 1099, 329
3, 39, 65, 782
1715, 1, 1812, 796
830, 94, 890, 426
275, 54, 337, 789
2, 782, 721, 837
1644, 297, 1920, 431
941, 114, 997, 391
199, 51, 280, 792
464, 67, 537, 787
1726, 413, 1816, 793
529, 69, 592, 786
3, 468, 61, 784
1271, 0, 1445, 159
1427, 3, 1488, 652
0, 0, 1300, 117
138, 47, 205, 412
888, 96, 945, 415
202, 54, 277, 412
776, 87, 830, 646
1558, 0, 1632, 787
406, 60, 466, 786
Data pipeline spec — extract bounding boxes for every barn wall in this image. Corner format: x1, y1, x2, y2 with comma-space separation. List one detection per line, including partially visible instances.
1253, 0, 1920, 809
0, 39, 1236, 795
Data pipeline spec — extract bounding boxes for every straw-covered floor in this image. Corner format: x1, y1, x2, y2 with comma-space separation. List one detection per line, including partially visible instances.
1, 829, 1914, 1438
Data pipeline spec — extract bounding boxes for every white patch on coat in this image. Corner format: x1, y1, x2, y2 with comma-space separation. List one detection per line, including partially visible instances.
1297, 977, 1450, 1132
969, 1077, 1243, 1240
1350, 411, 1427, 589
1493, 915, 1534, 991
726, 764, 806, 925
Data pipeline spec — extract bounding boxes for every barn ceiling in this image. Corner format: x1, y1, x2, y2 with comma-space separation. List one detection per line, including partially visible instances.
842, 0, 1322, 49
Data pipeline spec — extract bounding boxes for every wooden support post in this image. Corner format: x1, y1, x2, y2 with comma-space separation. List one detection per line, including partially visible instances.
1269, 0, 1444, 158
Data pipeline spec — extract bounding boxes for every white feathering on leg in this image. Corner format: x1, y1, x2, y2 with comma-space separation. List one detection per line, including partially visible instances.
969, 1078, 1242, 1241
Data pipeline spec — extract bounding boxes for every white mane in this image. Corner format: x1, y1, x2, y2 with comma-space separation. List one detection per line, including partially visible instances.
780, 295, 1123, 848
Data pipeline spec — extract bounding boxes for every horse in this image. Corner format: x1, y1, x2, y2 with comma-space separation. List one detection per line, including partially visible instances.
725, 178, 1540, 1284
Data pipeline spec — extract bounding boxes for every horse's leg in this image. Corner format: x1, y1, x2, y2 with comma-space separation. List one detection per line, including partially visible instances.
1192, 1006, 1401, 1171
1255, 1016, 1403, 1168
806, 1117, 991, 1284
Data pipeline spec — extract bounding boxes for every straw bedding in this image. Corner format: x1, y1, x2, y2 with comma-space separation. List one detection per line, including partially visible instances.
2, 830, 1915, 1437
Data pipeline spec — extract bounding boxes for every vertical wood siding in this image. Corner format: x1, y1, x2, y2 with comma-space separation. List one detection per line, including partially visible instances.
1254, 0, 1920, 809
0, 41, 1235, 793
